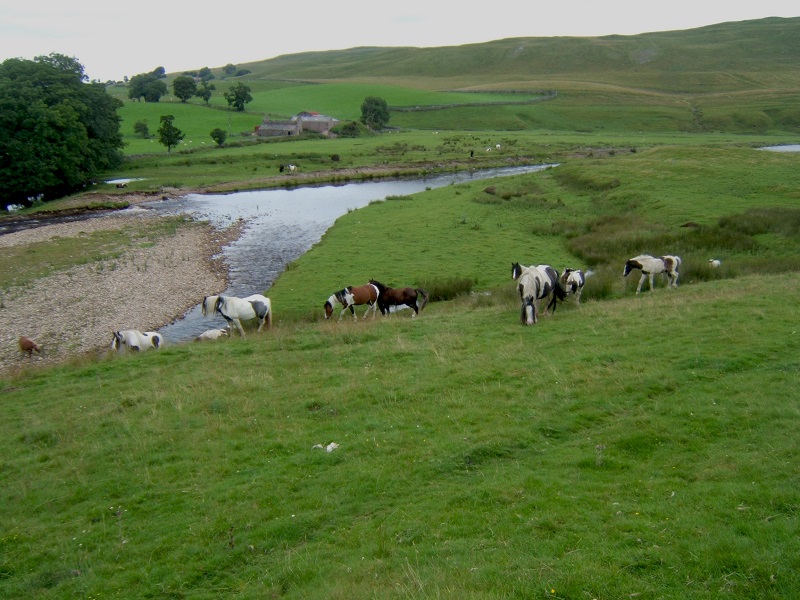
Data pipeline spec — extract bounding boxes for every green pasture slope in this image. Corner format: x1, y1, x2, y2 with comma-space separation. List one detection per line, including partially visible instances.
3, 17, 800, 599
3, 146, 800, 598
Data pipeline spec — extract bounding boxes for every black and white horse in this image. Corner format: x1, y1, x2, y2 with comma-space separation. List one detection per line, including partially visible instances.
623, 255, 681, 293
204, 294, 272, 336
512, 262, 564, 325
558, 268, 586, 305
111, 330, 164, 351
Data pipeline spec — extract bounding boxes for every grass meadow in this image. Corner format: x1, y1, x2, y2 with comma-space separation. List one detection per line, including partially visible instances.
3, 138, 800, 598
4, 25, 800, 597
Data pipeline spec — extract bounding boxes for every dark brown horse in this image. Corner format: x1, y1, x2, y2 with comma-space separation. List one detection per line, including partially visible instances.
324, 283, 380, 320
368, 279, 429, 317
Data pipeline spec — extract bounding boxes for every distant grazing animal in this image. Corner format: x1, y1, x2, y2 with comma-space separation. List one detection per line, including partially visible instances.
512, 262, 565, 325
623, 254, 681, 293
115, 182, 127, 189
558, 268, 586, 305
708, 259, 722, 268
19, 336, 41, 357
214, 294, 272, 336
195, 328, 229, 342
324, 283, 380, 321
368, 279, 428, 317
110, 330, 163, 352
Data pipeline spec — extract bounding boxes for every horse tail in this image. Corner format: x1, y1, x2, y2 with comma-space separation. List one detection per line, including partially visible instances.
416, 288, 429, 311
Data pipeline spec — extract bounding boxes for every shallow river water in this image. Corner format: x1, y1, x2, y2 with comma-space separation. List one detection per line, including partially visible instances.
138, 164, 553, 341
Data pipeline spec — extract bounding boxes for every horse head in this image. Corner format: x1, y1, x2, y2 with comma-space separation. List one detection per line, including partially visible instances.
323, 298, 334, 319
511, 262, 523, 280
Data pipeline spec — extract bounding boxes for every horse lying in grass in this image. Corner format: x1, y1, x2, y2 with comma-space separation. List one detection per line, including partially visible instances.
512, 262, 565, 325
195, 328, 229, 342
368, 279, 428, 317
623, 254, 681, 293
324, 283, 380, 321
111, 330, 164, 352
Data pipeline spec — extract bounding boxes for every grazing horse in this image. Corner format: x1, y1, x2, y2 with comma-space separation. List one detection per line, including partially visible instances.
558, 268, 586, 305
19, 336, 42, 357
214, 294, 272, 336
512, 262, 564, 325
623, 254, 681, 293
111, 330, 164, 352
708, 259, 722, 268
368, 279, 429, 317
324, 283, 380, 321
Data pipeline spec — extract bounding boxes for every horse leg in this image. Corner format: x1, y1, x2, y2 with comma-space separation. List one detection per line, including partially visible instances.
649, 273, 656, 291
231, 318, 246, 336
636, 273, 646, 294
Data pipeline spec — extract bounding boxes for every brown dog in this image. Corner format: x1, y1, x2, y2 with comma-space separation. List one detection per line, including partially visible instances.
19, 336, 42, 357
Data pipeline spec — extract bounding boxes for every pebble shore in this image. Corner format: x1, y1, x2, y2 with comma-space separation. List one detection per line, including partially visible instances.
0, 207, 241, 377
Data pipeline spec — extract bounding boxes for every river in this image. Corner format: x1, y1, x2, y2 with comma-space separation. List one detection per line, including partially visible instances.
136, 164, 554, 341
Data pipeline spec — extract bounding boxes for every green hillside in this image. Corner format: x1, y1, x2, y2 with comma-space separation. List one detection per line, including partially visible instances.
233, 17, 800, 92
2, 16, 800, 599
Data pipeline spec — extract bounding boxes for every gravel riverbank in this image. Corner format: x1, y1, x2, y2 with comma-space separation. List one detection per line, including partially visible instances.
0, 205, 242, 377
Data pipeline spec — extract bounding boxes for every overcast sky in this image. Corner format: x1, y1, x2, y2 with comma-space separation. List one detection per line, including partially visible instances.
1, 1, 797, 82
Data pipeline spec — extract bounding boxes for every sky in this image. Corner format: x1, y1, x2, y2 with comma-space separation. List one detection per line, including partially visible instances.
1, 1, 797, 83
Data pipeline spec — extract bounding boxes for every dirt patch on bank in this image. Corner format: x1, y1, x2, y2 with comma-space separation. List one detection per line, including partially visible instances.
0, 210, 242, 378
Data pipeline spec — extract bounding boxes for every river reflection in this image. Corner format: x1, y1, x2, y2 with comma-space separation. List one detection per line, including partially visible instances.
147, 164, 554, 340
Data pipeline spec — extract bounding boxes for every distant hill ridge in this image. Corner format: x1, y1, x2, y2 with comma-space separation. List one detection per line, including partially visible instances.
226, 17, 800, 92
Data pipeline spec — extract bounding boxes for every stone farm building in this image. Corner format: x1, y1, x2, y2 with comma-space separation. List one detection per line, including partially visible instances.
256, 111, 339, 137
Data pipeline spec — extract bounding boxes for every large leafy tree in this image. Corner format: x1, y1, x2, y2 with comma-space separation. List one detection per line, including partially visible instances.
172, 75, 197, 102
0, 53, 124, 209
157, 115, 184, 153
128, 71, 168, 102
223, 82, 253, 111
360, 96, 390, 130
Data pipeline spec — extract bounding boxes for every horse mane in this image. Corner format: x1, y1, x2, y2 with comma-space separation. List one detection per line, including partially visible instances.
368, 279, 386, 293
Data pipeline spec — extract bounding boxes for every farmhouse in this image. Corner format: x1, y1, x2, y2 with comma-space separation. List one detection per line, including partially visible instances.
256, 111, 339, 137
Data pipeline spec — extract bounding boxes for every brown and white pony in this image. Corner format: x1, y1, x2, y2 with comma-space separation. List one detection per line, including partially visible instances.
623, 254, 681, 293
368, 279, 428, 317
324, 283, 380, 321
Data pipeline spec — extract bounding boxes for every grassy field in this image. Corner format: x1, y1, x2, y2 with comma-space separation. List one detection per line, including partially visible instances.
2, 17, 800, 599
3, 140, 800, 598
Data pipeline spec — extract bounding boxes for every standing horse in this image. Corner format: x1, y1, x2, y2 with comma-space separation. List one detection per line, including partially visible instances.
512, 262, 564, 325
368, 280, 428, 317
558, 268, 586, 305
214, 294, 272, 336
111, 330, 164, 351
324, 283, 380, 321
623, 254, 681, 293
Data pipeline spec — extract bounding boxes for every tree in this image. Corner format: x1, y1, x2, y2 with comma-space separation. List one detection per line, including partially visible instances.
360, 96, 390, 130
198, 67, 214, 82
128, 72, 167, 102
195, 80, 216, 105
0, 53, 124, 209
172, 75, 197, 102
210, 128, 227, 147
223, 63, 237, 76
223, 82, 252, 111
152, 66, 166, 78
133, 120, 150, 138
157, 115, 184, 153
